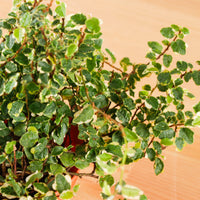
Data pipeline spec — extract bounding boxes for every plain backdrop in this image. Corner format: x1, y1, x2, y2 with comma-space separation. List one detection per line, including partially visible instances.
1, 1, 200, 199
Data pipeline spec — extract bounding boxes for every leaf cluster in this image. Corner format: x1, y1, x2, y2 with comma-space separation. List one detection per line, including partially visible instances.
0, 0, 199, 199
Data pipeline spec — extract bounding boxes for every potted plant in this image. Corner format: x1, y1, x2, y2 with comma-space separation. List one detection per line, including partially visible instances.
0, 0, 200, 199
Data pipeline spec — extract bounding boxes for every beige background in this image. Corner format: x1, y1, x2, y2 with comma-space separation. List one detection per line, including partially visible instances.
1, 0, 200, 199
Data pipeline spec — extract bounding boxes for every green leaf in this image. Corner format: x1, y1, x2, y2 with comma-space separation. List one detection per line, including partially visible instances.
175, 137, 184, 150
98, 153, 113, 162
136, 123, 150, 139
13, 28, 25, 42
157, 71, 171, 84
99, 175, 114, 188
160, 27, 175, 39
153, 141, 162, 154
61, 58, 72, 72
193, 115, 200, 126
29, 102, 46, 114
0, 77, 5, 96
5, 73, 19, 94
0, 184, 18, 198
14, 123, 26, 136
53, 73, 65, 87
123, 98, 135, 110
179, 128, 194, 144
71, 13, 87, 25
145, 96, 159, 109
181, 27, 189, 35
5, 141, 16, 154
8, 177, 22, 197
26, 81, 40, 95
140, 195, 148, 200
0, 121, 10, 137
171, 39, 186, 55
94, 94, 108, 109
163, 54, 172, 67
116, 108, 130, 124
33, 182, 49, 194
20, 13, 32, 27
6, 34, 15, 49
73, 184, 80, 193
13, 0, 21, 7
124, 127, 138, 142
59, 190, 73, 199
159, 128, 175, 139
52, 121, 68, 145
106, 144, 123, 157
55, 2, 66, 17
148, 41, 163, 54
25, 171, 43, 187
109, 78, 123, 90
86, 57, 96, 72
161, 138, 173, 146
7, 100, 24, 117
86, 17, 100, 33
120, 57, 132, 72
146, 52, 156, 60
43, 101, 56, 118
171, 24, 180, 31
172, 87, 184, 101
27, 161, 43, 172
146, 148, 156, 161
60, 152, 75, 167
15, 53, 29, 65
196, 61, 200, 65
176, 61, 187, 71
73, 104, 94, 124
75, 160, 90, 169
0, 155, 6, 164
50, 164, 65, 175
61, 89, 73, 99
162, 39, 170, 46
186, 92, 195, 99
192, 70, 200, 85
174, 78, 183, 86
31, 138, 48, 161
19, 126, 39, 148
51, 146, 64, 156
105, 48, 116, 63
154, 157, 164, 175
53, 174, 70, 194
5, 62, 17, 73
94, 38, 103, 49
67, 43, 78, 57
193, 102, 200, 113
38, 61, 52, 73
184, 72, 192, 82
121, 185, 142, 199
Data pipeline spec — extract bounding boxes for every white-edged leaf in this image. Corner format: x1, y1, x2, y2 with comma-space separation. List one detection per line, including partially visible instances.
73, 104, 94, 124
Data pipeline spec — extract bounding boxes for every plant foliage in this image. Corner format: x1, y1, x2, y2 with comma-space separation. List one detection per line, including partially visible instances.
0, 0, 199, 199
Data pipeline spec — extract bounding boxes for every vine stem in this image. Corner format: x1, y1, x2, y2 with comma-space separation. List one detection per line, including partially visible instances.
13, 145, 17, 176
144, 136, 155, 155
80, 70, 129, 189
119, 134, 128, 187
67, 171, 98, 179
0, 37, 27, 68
104, 61, 123, 73
43, 0, 53, 13
129, 84, 157, 123
146, 32, 179, 65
